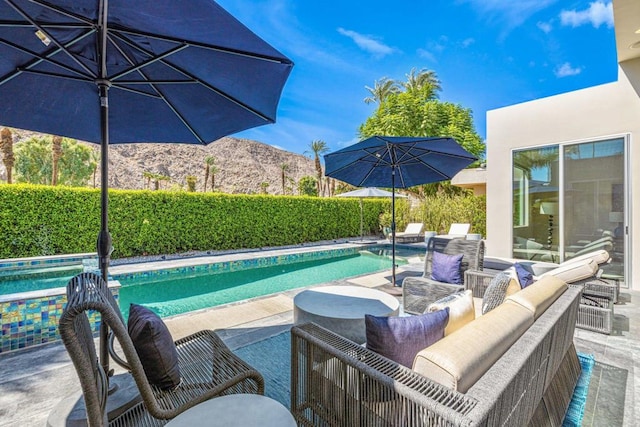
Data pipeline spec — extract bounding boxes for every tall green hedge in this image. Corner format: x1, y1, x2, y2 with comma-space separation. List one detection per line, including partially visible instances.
0, 184, 486, 259
0, 184, 389, 258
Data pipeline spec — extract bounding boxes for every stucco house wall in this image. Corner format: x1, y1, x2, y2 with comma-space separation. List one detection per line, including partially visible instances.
486, 60, 640, 290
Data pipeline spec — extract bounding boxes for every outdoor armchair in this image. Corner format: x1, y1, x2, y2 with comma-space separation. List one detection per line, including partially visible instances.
402, 237, 484, 314
59, 272, 264, 426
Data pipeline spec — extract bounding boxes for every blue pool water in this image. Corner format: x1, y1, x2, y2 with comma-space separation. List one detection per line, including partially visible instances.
0, 265, 84, 296
118, 245, 425, 319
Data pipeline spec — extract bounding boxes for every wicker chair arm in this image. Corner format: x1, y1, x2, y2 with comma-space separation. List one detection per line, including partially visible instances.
464, 269, 497, 298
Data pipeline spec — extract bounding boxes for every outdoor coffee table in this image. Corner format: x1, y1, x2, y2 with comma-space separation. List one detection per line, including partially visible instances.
293, 285, 400, 344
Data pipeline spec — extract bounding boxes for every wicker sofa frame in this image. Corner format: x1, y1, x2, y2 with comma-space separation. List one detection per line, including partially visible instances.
59, 272, 264, 426
291, 284, 582, 427
403, 237, 484, 314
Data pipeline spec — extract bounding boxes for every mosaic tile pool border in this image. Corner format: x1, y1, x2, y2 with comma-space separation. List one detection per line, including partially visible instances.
113, 247, 363, 282
0, 284, 119, 354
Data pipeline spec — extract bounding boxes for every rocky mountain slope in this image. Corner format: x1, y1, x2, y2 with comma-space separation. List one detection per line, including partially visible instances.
0, 130, 317, 194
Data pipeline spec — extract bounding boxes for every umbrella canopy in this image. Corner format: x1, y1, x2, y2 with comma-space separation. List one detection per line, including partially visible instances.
0, 0, 292, 374
337, 187, 406, 241
325, 136, 477, 285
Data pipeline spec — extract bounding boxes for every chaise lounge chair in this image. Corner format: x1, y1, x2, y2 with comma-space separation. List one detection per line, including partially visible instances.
392, 222, 424, 243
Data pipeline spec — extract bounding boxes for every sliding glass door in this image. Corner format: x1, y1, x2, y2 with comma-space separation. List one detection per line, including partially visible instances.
512, 137, 627, 286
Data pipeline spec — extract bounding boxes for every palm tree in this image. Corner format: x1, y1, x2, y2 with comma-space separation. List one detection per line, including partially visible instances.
402, 68, 441, 99
209, 163, 219, 191
306, 140, 329, 196
0, 127, 15, 184
51, 135, 62, 186
203, 155, 215, 191
142, 171, 154, 189
280, 162, 289, 194
364, 77, 400, 105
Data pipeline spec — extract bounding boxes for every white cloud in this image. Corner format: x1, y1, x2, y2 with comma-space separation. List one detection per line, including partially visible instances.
461, 0, 557, 29
555, 62, 582, 77
417, 48, 438, 63
461, 38, 475, 48
560, 1, 613, 29
537, 21, 552, 33
337, 28, 395, 58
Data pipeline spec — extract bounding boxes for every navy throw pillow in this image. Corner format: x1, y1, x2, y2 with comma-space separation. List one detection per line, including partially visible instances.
514, 263, 535, 288
365, 309, 449, 368
128, 303, 181, 390
431, 251, 464, 284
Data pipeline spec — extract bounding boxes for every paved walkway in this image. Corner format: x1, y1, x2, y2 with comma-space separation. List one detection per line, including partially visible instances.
0, 243, 637, 426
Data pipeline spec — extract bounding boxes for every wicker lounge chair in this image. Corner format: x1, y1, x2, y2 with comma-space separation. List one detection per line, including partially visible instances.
402, 237, 484, 314
59, 272, 264, 426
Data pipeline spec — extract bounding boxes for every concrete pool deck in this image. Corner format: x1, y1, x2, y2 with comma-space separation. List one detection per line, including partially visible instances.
0, 241, 638, 426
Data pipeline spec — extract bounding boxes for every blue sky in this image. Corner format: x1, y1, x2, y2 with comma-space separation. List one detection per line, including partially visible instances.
216, 0, 618, 157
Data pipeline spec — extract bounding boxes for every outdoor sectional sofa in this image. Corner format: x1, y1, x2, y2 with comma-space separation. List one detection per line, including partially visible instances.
290, 275, 582, 426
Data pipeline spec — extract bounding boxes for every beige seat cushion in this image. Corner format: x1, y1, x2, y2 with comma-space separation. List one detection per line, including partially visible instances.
427, 290, 475, 335
537, 259, 597, 284
412, 301, 534, 392
563, 249, 610, 266
505, 275, 567, 320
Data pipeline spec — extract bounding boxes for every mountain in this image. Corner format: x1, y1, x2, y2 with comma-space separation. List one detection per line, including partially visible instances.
0, 130, 317, 194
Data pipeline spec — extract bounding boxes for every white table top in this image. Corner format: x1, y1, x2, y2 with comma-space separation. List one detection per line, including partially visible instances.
294, 285, 399, 319
165, 394, 295, 427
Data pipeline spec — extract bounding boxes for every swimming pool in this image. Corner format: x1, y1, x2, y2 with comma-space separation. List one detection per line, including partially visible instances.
0, 244, 425, 352
117, 244, 425, 319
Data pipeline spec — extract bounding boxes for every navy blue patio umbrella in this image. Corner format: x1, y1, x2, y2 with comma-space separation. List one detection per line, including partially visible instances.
0, 0, 292, 372
324, 136, 477, 286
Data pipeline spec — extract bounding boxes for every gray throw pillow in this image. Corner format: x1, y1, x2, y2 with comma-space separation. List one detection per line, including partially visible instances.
482, 271, 513, 314
365, 309, 449, 368
128, 303, 181, 390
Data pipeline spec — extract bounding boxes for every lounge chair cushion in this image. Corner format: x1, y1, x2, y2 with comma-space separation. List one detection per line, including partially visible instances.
427, 290, 475, 335
365, 309, 449, 368
481, 271, 519, 314
565, 249, 610, 266
537, 258, 598, 284
128, 303, 181, 390
431, 251, 464, 284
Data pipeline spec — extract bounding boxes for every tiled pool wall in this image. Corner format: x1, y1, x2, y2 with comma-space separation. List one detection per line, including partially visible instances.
113, 246, 363, 282
0, 253, 104, 354
0, 247, 362, 353
0, 286, 120, 353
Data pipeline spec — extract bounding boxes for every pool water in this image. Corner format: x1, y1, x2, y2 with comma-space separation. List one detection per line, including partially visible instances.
0, 265, 84, 296
118, 248, 422, 319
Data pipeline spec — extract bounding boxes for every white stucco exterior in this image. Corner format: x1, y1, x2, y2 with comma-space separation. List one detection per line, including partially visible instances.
486, 59, 640, 290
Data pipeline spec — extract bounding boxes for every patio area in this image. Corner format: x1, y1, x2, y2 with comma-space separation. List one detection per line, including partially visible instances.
0, 243, 637, 426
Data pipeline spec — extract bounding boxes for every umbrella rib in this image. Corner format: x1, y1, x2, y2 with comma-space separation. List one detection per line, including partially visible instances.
0, 30, 96, 85
3, 0, 97, 78
109, 43, 190, 81
108, 30, 276, 123
27, 0, 96, 27
114, 26, 293, 65
104, 34, 206, 143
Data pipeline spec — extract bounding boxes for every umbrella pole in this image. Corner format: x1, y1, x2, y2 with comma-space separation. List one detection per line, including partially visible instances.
391, 168, 397, 286
97, 82, 113, 377
359, 198, 364, 241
